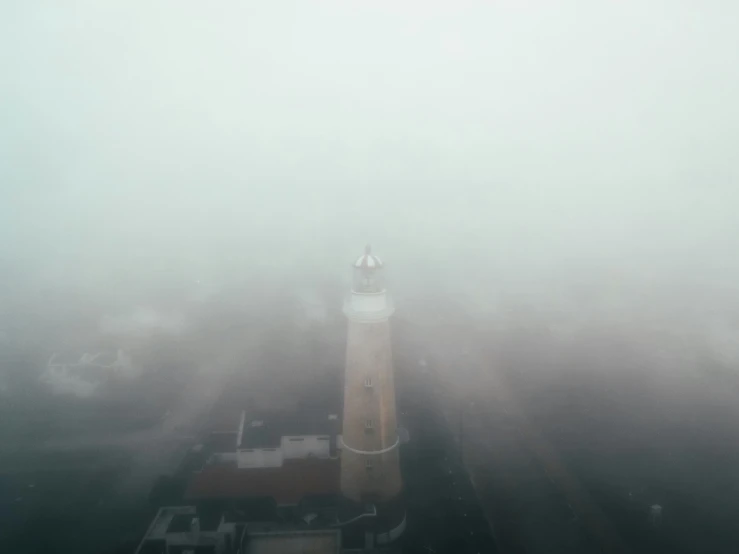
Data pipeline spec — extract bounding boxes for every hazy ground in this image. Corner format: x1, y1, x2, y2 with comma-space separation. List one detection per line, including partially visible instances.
0, 282, 346, 553
399, 305, 739, 554
2, 277, 739, 553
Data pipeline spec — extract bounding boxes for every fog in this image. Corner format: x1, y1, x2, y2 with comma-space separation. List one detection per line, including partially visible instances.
2, 3, 739, 552
1, 2, 736, 280
2, 2, 738, 366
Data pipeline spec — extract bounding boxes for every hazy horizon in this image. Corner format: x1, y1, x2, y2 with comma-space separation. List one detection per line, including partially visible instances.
2, 2, 738, 325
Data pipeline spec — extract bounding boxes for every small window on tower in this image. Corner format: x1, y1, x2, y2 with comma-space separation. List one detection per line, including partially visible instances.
365, 459, 373, 471
364, 377, 373, 388
364, 419, 374, 432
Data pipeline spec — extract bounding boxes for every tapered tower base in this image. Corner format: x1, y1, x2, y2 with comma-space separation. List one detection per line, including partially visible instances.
341, 320, 402, 502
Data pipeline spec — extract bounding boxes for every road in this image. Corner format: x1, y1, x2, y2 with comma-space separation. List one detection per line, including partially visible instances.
394, 319, 629, 553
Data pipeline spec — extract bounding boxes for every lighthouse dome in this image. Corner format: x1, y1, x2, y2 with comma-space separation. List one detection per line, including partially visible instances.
345, 246, 394, 322
354, 245, 384, 270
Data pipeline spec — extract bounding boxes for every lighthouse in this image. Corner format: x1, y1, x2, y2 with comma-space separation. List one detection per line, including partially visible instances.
340, 245, 405, 543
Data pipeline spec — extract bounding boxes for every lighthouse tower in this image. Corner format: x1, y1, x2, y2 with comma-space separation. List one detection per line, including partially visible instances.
340, 246, 404, 541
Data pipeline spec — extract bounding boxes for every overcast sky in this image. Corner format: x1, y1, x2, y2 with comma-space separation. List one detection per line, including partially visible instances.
2, 1, 738, 300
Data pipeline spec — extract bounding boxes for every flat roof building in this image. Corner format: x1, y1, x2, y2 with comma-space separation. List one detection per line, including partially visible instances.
186, 458, 340, 506
134, 506, 243, 554
243, 529, 340, 554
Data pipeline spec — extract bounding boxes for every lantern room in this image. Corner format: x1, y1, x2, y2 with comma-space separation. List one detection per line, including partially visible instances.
352, 245, 385, 293
344, 245, 395, 322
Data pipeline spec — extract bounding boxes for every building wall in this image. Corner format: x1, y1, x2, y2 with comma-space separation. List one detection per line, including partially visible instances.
165, 531, 224, 549
237, 447, 283, 468
281, 435, 331, 459
340, 320, 402, 502
135, 506, 236, 554
236, 435, 332, 468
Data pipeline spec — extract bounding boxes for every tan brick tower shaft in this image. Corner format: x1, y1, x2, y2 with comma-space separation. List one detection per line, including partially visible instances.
340, 319, 402, 502
340, 245, 403, 505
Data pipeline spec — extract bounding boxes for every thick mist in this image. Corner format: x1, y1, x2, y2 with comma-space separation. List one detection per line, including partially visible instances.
2, 4, 739, 553
2, 2, 737, 281
3, 2, 738, 368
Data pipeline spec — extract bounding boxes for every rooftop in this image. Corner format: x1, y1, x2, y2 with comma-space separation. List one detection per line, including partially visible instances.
140, 506, 197, 540
207, 431, 239, 453
167, 513, 196, 533
244, 530, 341, 554
135, 506, 204, 554
169, 547, 217, 554
186, 458, 340, 505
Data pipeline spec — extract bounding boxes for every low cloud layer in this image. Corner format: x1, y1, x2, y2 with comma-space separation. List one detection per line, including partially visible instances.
1, 1, 738, 341
99, 307, 188, 338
